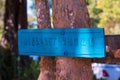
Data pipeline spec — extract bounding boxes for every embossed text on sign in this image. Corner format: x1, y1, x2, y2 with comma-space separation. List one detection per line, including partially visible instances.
18, 28, 105, 58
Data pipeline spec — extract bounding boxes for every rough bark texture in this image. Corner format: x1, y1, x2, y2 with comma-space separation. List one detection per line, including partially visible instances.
93, 35, 120, 64
36, 0, 51, 28
35, 0, 56, 80
53, 0, 92, 80
38, 57, 56, 80
53, 0, 90, 28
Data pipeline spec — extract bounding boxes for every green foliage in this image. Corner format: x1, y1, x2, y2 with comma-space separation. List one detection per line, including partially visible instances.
0, 46, 15, 80
20, 60, 40, 80
87, 0, 120, 34
0, 0, 4, 13
96, 0, 120, 34
0, 0, 4, 40
0, 46, 40, 80
87, 0, 101, 27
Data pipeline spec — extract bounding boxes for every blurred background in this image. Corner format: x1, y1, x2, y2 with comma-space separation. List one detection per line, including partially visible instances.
0, 0, 120, 80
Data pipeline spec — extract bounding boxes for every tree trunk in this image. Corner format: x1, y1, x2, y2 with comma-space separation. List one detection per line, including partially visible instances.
1, 0, 29, 79
35, 0, 56, 80
3, 0, 19, 55
3, 0, 27, 55
53, 0, 92, 80
18, 0, 27, 29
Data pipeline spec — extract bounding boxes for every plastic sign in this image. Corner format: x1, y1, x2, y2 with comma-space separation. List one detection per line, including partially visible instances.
18, 28, 105, 58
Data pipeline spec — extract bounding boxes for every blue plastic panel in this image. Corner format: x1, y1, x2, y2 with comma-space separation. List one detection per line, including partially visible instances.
18, 28, 105, 58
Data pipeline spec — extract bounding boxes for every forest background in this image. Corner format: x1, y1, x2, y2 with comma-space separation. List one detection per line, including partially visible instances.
0, 0, 120, 80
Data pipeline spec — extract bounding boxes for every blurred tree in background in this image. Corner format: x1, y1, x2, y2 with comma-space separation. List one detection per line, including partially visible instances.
0, 0, 39, 80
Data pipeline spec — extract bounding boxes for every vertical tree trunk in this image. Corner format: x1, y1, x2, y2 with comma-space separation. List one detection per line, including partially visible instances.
3, 0, 19, 55
1, 0, 29, 79
18, 0, 27, 29
35, 0, 56, 80
53, 0, 92, 80
3, 0, 27, 55
17, 0, 32, 70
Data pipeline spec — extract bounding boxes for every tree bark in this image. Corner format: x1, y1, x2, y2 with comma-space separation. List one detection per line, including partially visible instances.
53, 0, 92, 80
3, 0, 19, 55
35, 0, 56, 80
2, 0, 27, 55
35, 0, 51, 28
18, 0, 27, 29
1, 0, 28, 79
